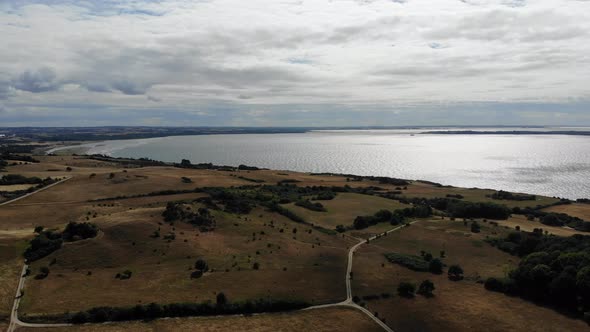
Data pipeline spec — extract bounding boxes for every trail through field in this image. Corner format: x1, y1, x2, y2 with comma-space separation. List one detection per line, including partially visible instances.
305, 222, 419, 332
6, 175, 414, 331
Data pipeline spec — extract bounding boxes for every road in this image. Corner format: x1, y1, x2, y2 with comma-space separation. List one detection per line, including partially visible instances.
306, 221, 419, 332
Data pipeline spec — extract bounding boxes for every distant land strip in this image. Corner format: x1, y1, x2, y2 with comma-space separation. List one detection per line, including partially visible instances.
421, 130, 590, 136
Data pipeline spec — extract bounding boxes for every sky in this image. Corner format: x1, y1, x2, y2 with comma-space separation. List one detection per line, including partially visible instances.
0, 0, 589, 127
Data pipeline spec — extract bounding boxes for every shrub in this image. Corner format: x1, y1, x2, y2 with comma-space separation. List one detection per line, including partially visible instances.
397, 282, 416, 298
448, 265, 464, 281
195, 259, 209, 272
384, 253, 429, 272
428, 258, 444, 274
417, 280, 435, 297
484, 277, 508, 292
471, 221, 481, 233
216, 292, 228, 306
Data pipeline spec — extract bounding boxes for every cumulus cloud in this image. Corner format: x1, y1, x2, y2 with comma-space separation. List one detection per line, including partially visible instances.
0, 0, 589, 125
12, 67, 61, 93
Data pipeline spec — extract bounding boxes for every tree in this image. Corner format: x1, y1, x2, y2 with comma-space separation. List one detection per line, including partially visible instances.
195, 259, 209, 272
216, 292, 228, 306
374, 209, 393, 222
180, 159, 192, 167
471, 221, 481, 233
429, 258, 443, 274
397, 282, 416, 298
417, 280, 435, 297
253, 262, 260, 270
448, 264, 464, 281
34, 226, 44, 233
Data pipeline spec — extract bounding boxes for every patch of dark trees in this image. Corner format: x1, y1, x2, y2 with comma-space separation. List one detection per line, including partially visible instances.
0, 144, 42, 154
0, 174, 54, 185
295, 199, 326, 212
162, 202, 216, 231
89, 155, 168, 167
352, 206, 431, 230
175, 159, 262, 172
397, 197, 512, 220
486, 231, 590, 322
68, 299, 309, 324
489, 190, 536, 201
0, 151, 40, 163
24, 222, 98, 262
310, 172, 410, 186
90, 188, 201, 202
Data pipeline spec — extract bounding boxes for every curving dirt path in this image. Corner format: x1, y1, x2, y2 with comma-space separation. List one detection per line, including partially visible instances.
306, 221, 419, 332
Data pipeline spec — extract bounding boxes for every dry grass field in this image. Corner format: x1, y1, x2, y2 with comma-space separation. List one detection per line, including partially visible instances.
351, 220, 587, 332
401, 181, 560, 209
283, 192, 410, 229
0, 238, 26, 321
1, 155, 588, 331
542, 202, 590, 220
20, 204, 353, 315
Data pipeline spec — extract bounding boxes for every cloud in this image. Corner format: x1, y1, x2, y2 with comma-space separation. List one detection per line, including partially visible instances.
12, 67, 60, 93
0, 0, 589, 126
110, 80, 150, 95
0, 81, 12, 99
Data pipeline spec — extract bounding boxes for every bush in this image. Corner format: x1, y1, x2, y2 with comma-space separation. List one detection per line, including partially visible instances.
62, 222, 98, 241
384, 253, 429, 272
417, 280, 435, 297
429, 258, 444, 274
471, 221, 481, 233
216, 292, 228, 306
68, 299, 309, 324
397, 282, 416, 298
448, 265, 464, 281
295, 199, 326, 212
484, 277, 508, 292
24, 230, 63, 262
116, 270, 132, 280
195, 259, 209, 272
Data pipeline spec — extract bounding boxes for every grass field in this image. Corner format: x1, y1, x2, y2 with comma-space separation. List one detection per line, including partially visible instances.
351, 219, 587, 331
401, 181, 560, 209
1, 154, 588, 331
495, 214, 588, 236
0, 238, 26, 322
542, 202, 590, 220
20, 204, 353, 315
283, 193, 410, 230
0, 184, 35, 192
